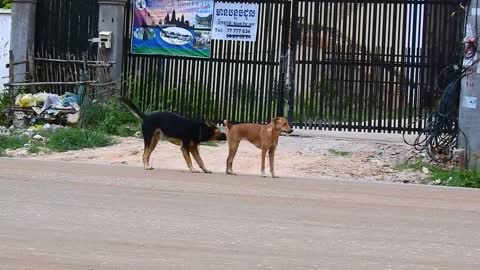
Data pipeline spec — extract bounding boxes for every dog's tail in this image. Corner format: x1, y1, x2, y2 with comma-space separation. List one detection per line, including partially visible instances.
118, 97, 145, 121
223, 120, 233, 130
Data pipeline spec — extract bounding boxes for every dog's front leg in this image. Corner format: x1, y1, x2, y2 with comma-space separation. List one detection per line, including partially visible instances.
190, 145, 211, 173
269, 147, 278, 178
181, 145, 200, 173
261, 148, 268, 177
226, 142, 239, 175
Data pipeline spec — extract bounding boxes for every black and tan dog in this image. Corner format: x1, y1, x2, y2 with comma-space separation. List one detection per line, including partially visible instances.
119, 98, 226, 173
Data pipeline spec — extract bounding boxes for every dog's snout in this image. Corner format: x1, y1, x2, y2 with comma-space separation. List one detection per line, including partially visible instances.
218, 132, 227, 141
287, 129, 294, 134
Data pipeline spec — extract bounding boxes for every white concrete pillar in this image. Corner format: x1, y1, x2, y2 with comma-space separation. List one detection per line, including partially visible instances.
10, 0, 36, 82
98, 0, 128, 88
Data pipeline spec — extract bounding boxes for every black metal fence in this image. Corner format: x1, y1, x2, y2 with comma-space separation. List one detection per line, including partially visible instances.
290, 0, 463, 132
122, 0, 463, 133
30, 0, 463, 132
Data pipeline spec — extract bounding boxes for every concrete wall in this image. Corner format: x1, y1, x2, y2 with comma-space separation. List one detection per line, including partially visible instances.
0, 9, 11, 89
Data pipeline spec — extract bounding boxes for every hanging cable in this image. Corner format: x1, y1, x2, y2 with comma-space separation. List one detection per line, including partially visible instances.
403, 58, 480, 163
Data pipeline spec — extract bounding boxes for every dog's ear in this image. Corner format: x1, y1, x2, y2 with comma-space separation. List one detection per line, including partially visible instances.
272, 117, 280, 124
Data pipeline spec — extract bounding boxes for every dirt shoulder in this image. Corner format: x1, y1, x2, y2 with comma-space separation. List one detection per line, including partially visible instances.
24, 132, 428, 183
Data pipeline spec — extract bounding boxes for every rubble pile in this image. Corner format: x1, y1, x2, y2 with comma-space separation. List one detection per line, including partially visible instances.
0, 123, 65, 157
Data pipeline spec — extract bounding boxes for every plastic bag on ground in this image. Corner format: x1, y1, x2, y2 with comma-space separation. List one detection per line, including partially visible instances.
19, 94, 36, 108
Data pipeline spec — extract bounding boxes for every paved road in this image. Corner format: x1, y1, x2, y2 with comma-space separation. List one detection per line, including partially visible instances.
1, 159, 479, 270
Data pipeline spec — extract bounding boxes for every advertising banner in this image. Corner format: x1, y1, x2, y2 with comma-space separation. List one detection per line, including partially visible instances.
132, 0, 214, 58
212, 2, 259, 42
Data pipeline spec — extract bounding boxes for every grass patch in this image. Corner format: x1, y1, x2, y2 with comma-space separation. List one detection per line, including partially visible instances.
46, 128, 113, 152
396, 160, 480, 189
431, 168, 480, 189
0, 135, 27, 151
328, 149, 351, 157
395, 160, 425, 171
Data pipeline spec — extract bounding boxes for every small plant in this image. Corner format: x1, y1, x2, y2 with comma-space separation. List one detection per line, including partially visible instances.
27, 144, 43, 154
46, 128, 113, 152
328, 149, 351, 157
396, 160, 480, 189
0, 90, 9, 126
78, 102, 108, 129
79, 99, 140, 137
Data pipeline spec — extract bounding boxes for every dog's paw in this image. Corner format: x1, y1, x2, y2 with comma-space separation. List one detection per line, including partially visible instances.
144, 167, 154, 171
190, 168, 201, 173
203, 169, 212, 174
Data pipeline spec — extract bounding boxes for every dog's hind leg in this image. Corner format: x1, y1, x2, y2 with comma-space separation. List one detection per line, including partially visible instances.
268, 146, 278, 178
181, 142, 200, 173
226, 142, 239, 175
261, 147, 268, 178
190, 144, 211, 173
143, 129, 160, 170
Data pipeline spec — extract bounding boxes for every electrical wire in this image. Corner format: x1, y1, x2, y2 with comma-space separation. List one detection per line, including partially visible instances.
405, 0, 480, 163
403, 58, 480, 163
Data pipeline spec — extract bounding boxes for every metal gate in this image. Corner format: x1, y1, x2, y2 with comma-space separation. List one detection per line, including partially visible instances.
289, 0, 463, 132
122, 0, 463, 132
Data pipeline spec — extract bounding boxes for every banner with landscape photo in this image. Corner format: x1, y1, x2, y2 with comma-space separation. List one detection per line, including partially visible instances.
132, 0, 213, 58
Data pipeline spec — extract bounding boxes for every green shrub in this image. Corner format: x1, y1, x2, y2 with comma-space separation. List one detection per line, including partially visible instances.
78, 102, 108, 129
0, 135, 27, 150
0, 90, 9, 126
79, 99, 140, 137
27, 144, 43, 154
101, 100, 140, 136
46, 128, 113, 152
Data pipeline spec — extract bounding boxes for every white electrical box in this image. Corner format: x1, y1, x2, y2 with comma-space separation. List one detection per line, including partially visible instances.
99, 31, 112, 49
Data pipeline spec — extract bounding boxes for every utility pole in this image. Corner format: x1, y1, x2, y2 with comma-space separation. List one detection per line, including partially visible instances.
459, 0, 480, 169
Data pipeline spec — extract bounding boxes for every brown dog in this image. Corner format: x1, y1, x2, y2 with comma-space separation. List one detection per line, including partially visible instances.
224, 117, 293, 178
